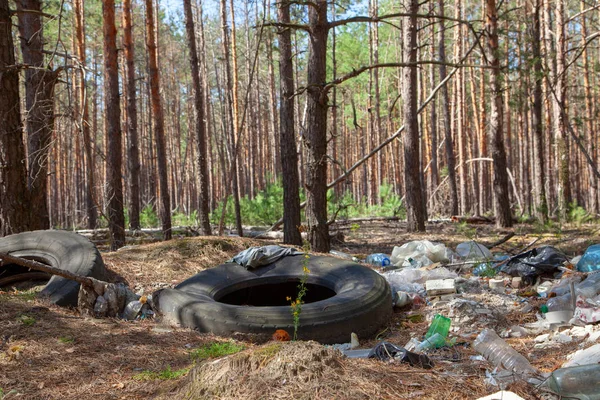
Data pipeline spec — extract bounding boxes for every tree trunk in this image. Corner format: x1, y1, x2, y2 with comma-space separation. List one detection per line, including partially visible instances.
16, 0, 58, 230
183, 0, 212, 235
219, 0, 243, 237
278, 0, 302, 245
486, 0, 512, 227
74, 0, 97, 229
103, 0, 126, 249
305, 0, 331, 252
530, 0, 548, 221
403, 0, 426, 232
553, 0, 571, 219
580, 3, 598, 214
145, 0, 172, 240
0, 0, 30, 236
437, 0, 458, 216
122, 0, 141, 230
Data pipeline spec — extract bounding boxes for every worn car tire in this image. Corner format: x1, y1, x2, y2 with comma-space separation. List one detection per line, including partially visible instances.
155, 255, 392, 344
0, 230, 106, 306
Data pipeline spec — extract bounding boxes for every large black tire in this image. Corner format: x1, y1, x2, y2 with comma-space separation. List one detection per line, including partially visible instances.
0, 230, 106, 306
155, 255, 392, 344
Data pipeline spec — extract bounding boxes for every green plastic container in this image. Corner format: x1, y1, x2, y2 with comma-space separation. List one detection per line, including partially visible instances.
425, 314, 451, 339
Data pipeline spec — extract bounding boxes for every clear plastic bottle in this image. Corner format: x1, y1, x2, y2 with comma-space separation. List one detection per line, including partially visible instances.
545, 364, 600, 400
473, 329, 538, 376
365, 253, 391, 267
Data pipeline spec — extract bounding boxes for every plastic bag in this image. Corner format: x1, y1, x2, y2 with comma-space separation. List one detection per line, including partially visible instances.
456, 241, 492, 260
500, 246, 568, 284
390, 240, 453, 268
229, 245, 303, 269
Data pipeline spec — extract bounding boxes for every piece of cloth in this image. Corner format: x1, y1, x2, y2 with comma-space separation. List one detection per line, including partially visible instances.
229, 245, 303, 269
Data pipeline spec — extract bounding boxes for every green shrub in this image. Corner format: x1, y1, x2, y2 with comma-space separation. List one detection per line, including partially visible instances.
189, 341, 245, 361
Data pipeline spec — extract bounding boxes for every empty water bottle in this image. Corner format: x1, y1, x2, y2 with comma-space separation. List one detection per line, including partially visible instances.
577, 244, 600, 272
365, 253, 391, 267
473, 329, 538, 376
545, 364, 600, 400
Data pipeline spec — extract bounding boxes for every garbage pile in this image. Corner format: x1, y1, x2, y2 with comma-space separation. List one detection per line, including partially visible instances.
330, 241, 600, 399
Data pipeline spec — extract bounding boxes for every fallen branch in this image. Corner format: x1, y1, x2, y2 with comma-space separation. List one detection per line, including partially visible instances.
486, 232, 516, 249
0, 252, 104, 293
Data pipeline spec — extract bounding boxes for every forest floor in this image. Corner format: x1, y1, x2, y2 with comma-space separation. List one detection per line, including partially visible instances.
1, 220, 599, 399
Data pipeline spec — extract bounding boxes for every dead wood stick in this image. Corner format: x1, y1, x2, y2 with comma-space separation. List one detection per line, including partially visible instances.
486, 232, 515, 249
0, 252, 105, 294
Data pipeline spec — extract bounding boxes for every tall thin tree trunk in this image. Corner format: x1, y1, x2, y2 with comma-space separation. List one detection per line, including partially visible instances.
486, 0, 512, 227
103, 0, 126, 249
305, 0, 331, 251
145, 0, 172, 240
580, 3, 598, 214
74, 0, 97, 229
122, 0, 141, 230
553, 0, 571, 218
183, 0, 212, 235
438, 0, 458, 215
0, 0, 30, 235
220, 0, 243, 237
403, 0, 425, 231
16, 0, 59, 230
278, 0, 303, 245
530, 0, 548, 221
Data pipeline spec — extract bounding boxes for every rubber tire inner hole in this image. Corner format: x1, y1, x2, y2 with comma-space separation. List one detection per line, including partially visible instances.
216, 281, 336, 306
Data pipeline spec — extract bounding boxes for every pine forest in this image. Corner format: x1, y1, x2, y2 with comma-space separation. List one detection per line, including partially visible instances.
1, 0, 599, 252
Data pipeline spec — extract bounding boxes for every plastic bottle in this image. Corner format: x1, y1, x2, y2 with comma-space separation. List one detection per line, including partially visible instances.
545, 364, 600, 400
577, 244, 600, 273
365, 253, 391, 267
473, 329, 537, 376
425, 314, 451, 339
416, 333, 446, 351
329, 250, 359, 263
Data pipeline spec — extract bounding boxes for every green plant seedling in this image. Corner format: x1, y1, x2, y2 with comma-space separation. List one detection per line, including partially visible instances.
18, 315, 36, 326
58, 336, 75, 344
189, 341, 245, 361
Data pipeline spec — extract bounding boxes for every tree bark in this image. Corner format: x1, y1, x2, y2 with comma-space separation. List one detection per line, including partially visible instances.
530, 0, 548, 221
486, 0, 513, 227
0, 0, 30, 236
403, 0, 426, 232
74, 0, 97, 229
554, 0, 571, 218
122, 0, 141, 230
16, 0, 58, 230
103, 0, 126, 249
437, 0, 458, 216
278, 0, 303, 245
305, 0, 331, 252
145, 0, 172, 240
183, 0, 212, 236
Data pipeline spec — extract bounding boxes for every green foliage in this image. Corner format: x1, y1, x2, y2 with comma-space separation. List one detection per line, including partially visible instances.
173, 210, 198, 226
58, 336, 74, 344
455, 221, 477, 238
328, 183, 405, 220
568, 202, 592, 225
189, 341, 245, 362
140, 205, 160, 228
132, 366, 189, 381
210, 179, 301, 226
289, 241, 311, 341
18, 315, 36, 326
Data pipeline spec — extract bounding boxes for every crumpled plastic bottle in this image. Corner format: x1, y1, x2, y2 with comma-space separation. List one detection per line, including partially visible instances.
473, 329, 538, 376
365, 253, 391, 267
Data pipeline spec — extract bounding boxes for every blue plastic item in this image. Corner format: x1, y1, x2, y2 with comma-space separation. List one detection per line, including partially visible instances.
473, 263, 497, 277
577, 244, 600, 272
365, 253, 391, 267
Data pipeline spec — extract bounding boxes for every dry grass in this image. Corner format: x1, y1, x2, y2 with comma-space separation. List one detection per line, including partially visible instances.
1, 223, 599, 399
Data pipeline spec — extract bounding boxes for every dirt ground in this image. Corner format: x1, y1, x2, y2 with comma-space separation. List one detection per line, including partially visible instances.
1, 221, 599, 400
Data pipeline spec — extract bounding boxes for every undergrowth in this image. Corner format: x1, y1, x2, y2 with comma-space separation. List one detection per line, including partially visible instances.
189, 341, 245, 361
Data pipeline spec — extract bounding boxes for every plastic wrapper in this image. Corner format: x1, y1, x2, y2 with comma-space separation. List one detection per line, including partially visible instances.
499, 246, 568, 284
456, 241, 492, 260
229, 245, 303, 269
390, 240, 454, 268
